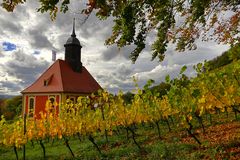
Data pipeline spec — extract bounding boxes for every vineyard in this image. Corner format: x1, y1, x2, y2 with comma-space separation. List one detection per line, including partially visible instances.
0, 59, 240, 159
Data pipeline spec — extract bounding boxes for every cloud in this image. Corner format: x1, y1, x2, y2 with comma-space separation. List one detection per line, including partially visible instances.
157, 41, 230, 69
101, 45, 136, 61
28, 28, 55, 50
33, 50, 41, 55
0, 50, 50, 94
134, 63, 196, 83
91, 62, 135, 93
2, 42, 17, 51
0, 81, 22, 95
0, 17, 24, 35
0, 53, 2, 58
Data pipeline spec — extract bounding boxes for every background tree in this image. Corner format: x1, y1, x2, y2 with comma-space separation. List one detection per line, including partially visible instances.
0, 99, 6, 119
1, 0, 239, 62
122, 91, 134, 104
150, 82, 171, 98
0, 96, 22, 120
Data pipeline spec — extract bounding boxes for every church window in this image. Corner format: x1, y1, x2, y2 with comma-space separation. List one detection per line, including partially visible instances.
28, 96, 35, 117
48, 95, 56, 113
69, 96, 76, 103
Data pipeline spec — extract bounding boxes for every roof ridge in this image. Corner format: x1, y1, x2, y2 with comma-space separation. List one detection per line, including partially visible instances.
58, 60, 65, 91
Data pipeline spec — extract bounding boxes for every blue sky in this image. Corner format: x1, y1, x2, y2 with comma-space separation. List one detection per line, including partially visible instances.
2, 42, 17, 51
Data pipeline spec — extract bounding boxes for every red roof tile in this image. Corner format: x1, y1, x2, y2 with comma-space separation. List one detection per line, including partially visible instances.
21, 59, 101, 94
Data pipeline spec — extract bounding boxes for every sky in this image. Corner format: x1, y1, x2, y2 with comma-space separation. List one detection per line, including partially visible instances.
0, 1, 230, 95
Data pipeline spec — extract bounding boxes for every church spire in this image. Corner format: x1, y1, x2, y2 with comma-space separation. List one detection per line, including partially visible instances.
71, 18, 76, 38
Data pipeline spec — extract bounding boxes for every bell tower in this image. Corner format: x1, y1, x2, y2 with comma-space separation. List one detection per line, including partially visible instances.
64, 18, 82, 72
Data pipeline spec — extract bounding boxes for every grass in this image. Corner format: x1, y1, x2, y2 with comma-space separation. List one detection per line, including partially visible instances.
1, 112, 240, 160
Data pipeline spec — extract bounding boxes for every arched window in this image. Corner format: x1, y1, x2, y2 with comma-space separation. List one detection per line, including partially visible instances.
69, 96, 75, 103
48, 95, 56, 114
28, 97, 35, 117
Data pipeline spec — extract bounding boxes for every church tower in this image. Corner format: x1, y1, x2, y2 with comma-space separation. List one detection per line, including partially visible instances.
64, 18, 82, 72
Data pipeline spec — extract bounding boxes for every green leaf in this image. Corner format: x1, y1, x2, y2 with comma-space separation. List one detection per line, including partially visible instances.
192, 89, 200, 98
180, 65, 187, 74
165, 75, 170, 83
143, 79, 155, 90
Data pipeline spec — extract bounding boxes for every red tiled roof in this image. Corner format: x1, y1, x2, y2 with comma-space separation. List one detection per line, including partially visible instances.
21, 59, 101, 94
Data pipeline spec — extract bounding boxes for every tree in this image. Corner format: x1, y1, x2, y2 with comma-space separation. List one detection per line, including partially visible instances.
1, 0, 239, 62
0, 99, 6, 118
123, 91, 134, 104
150, 82, 171, 98
0, 96, 22, 120
4, 96, 22, 116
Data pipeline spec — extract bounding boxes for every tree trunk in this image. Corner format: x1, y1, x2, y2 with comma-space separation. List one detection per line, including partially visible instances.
186, 119, 201, 145
165, 119, 171, 132
155, 120, 161, 138
196, 115, 205, 134
127, 126, 145, 152
64, 137, 75, 157
88, 135, 102, 154
14, 146, 18, 160
39, 140, 46, 159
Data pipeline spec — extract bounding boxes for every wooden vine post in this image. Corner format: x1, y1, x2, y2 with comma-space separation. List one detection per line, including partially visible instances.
23, 113, 26, 160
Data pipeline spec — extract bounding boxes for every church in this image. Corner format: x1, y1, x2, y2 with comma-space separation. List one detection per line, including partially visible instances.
21, 21, 102, 119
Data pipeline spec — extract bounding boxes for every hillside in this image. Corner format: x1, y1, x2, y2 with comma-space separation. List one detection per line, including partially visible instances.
205, 43, 240, 70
